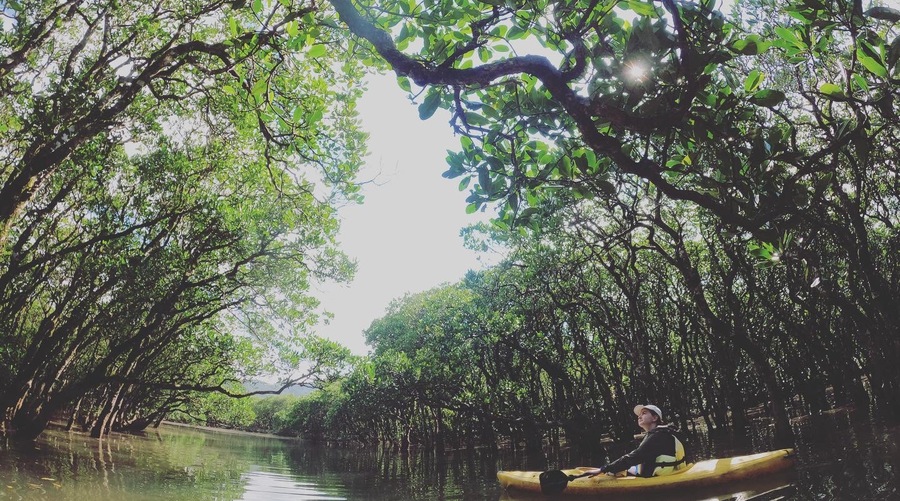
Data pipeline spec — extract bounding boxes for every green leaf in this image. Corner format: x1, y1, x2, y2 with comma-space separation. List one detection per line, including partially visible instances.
574, 155, 590, 174
507, 26, 526, 39
731, 38, 769, 55
465, 203, 479, 214
851, 73, 870, 92
478, 166, 492, 194
866, 6, 900, 22
889, 36, 900, 66
856, 42, 888, 77
558, 156, 572, 178
743, 70, 763, 93
397, 76, 412, 93
441, 163, 465, 178
418, 92, 441, 120
286, 20, 299, 38
251, 78, 268, 101
308, 44, 327, 58
623, 0, 658, 17
774, 26, 804, 49
818, 82, 846, 99
286, 106, 302, 124
465, 112, 488, 126
484, 156, 505, 172
749, 89, 786, 107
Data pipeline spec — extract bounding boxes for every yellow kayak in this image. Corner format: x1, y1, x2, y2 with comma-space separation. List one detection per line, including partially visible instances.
497, 448, 795, 497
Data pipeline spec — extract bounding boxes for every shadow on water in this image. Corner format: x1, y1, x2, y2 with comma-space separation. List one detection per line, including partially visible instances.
788, 408, 900, 500
0, 409, 896, 500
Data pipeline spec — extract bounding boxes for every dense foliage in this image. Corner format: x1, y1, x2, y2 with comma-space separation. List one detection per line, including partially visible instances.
0, 0, 364, 439
270, 187, 899, 451
254, 0, 900, 450
4, 0, 900, 457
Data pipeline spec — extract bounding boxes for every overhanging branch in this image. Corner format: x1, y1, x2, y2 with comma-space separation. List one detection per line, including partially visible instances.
327, 0, 766, 234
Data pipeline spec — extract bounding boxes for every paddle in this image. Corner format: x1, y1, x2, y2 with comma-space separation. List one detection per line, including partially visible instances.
538, 470, 594, 495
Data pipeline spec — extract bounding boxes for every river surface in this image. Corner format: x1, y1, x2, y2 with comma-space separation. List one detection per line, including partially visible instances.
0, 409, 897, 500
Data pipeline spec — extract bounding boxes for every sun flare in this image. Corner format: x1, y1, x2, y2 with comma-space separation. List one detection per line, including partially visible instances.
624, 60, 649, 83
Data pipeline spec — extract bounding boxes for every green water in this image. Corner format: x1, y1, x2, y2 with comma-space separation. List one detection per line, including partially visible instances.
0, 424, 501, 500
0, 409, 897, 500
0, 425, 336, 500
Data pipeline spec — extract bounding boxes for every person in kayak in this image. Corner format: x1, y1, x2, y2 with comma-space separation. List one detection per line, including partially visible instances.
586, 404, 686, 478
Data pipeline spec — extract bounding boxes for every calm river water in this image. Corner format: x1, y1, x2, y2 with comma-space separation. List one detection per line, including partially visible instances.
0, 409, 897, 500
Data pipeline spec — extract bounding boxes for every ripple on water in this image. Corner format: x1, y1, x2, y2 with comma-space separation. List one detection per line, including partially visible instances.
237, 469, 347, 501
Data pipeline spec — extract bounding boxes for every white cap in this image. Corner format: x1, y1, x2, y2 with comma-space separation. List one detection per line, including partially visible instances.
634, 404, 663, 421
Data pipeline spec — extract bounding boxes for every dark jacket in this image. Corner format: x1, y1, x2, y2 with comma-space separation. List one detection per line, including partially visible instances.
602, 425, 685, 477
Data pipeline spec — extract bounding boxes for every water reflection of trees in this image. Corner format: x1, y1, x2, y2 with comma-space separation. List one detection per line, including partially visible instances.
0, 422, 896, 499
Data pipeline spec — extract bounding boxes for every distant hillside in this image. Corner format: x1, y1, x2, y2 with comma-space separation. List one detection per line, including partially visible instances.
242, 381, 316, 397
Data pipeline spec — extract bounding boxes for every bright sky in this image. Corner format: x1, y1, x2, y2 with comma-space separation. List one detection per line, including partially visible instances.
313, 73, 498, 355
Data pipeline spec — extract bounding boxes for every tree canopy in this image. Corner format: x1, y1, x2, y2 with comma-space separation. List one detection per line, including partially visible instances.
4, 0, 900, 454
328, 0, 900, 236
0, 0, 365, 438
257, 0, 900, 449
